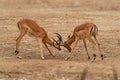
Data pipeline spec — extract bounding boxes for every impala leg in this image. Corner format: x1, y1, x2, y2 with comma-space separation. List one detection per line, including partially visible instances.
83, 39, 90, 59
73, 38, 79, 50
65, 39, 79, 60
44, 43, 55, 57
87, 37, 97, 60
65, 53, 72, 60
93, 35, 103, 60
38, 38, 44, 59
15, 30, 26, 55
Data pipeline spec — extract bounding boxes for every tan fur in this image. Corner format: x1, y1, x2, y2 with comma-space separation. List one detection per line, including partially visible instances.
15, 19, 61, 59
65, 22, 103, 60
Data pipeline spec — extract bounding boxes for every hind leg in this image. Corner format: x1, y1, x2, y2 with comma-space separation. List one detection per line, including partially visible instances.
93, 35, 103, 60
87, 37, 97, 60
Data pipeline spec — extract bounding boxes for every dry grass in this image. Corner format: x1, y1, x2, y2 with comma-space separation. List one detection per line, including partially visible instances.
0, 0, 120, 80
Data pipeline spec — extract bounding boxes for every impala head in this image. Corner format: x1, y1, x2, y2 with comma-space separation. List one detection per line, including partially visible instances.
52, 33, 72, 52
64, 35, 72, 52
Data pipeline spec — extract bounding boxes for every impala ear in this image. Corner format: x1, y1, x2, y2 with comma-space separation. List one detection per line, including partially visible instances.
68, 35, 71, 39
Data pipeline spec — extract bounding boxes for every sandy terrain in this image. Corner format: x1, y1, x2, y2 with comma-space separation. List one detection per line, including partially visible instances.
0, 0, 120, 80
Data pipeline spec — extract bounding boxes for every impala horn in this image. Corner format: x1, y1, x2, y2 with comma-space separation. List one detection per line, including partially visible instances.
54, 33, 64, 46
52, 37, 58, 44
52, 37, 61, 50
54, 33, 72, 52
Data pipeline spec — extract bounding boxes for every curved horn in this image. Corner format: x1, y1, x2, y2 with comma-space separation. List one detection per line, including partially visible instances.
52, 37, 58, 44
51, 37, 61, 51
54, 33, 63, 44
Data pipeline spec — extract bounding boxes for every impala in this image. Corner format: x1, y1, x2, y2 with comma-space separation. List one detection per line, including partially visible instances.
15, 19, 62, 59
57, 22, 104, 60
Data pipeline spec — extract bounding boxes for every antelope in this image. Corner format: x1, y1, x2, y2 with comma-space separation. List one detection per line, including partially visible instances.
15, 19, 63, 59
57, 22, 104, 60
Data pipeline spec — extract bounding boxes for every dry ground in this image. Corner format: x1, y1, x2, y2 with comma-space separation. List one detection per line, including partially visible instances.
0, 0, 120, 80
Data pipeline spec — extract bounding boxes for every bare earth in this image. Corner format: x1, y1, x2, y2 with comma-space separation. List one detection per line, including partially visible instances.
0, 0, 120, 80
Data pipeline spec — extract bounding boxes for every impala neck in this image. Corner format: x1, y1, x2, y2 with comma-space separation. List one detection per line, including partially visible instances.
65, 34, 75, 46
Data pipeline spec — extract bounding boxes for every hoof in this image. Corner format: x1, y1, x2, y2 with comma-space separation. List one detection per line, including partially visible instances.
93, 54, 96, 60
101, 54, 104, 60
15, 50, 19, 55
17, 56, 22, 59
91, 59, 95, 62
88, 56, 90, 59
41, 57, 45, 60
52, 55, 55, 57
65, 57, 70, 61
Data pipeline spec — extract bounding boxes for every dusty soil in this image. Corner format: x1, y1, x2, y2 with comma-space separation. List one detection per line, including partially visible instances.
0, 0, 120, 80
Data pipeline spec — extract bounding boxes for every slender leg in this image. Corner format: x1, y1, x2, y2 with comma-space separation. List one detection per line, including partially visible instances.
65, 39, 79, 60
15, 30, 26, 55
87, 37, 97, 60
73, 38, 79, 50
44, 43, 55, 57
65, 53, 72, 60
93, 35, 103, 60
38, 38, 44, 59
83, 39, 90, 59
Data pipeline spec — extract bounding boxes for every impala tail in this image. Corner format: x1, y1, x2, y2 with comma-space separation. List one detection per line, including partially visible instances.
90, 25, 98, 37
